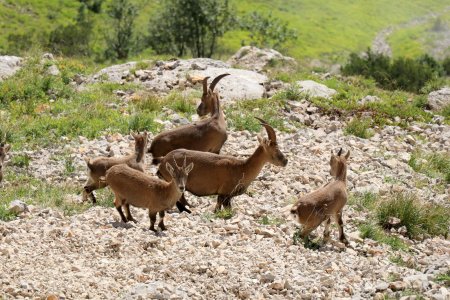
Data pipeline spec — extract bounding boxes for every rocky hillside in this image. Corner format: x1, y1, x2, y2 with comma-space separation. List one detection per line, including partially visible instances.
0, 48, 449, 299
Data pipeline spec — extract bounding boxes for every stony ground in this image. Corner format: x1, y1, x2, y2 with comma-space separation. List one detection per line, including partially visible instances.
1, 101, 449, 299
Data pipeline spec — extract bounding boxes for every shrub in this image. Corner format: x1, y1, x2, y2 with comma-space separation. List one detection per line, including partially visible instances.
239, 12, 297, 50
342, 49, 446, 93
147, 0, 234, 58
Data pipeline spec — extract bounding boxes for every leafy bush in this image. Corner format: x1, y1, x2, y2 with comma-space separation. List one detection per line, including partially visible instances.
147, 0, 234, 57
239, 12, 297, 50
342, 49, 447, 93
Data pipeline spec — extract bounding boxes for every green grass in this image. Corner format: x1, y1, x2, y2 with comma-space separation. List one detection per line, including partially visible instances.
10, 154, 31, 168
359, 223, 408, 251
214, 208, 234, 220
377, 193, 449, 239
0, 172, 114, 221
259, 215, 285, 226
1, 1, 449, 61
409, 150, 450, 184
0, 56, 183, 150
348, 192, 378, 211
389, 254, 417, 269
435, 270, 450, 287
225, 97, 289, 132
344, 117, 374, 139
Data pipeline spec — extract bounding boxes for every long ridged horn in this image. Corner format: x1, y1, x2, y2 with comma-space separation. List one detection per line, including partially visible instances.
202, 77, 210, 95
255, 117, 277, 143
173, 156, 181, 169
183, 154, 187, 167
337, 148, 343, 156
209, 73, 230, 91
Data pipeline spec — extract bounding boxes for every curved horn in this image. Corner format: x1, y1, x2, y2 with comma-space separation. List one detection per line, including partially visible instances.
202, 76, 210, 95
183, 154, 187, 167
255, 117, 276, 143
209, 73, 230, 91
337, 148, 343, 156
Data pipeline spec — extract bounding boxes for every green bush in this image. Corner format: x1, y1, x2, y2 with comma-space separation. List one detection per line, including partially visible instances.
342, 49, 446, 93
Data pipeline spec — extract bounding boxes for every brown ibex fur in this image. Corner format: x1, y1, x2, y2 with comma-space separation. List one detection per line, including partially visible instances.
157, 118, 288, 212
83, 132, 148, 207
0, 143, 11, 184
290, 149, 350, 245
104, 159, 194, 232
148, 74, 229, 162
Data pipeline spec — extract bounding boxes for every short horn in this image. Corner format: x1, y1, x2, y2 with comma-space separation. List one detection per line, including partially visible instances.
202, 77, 210, 95
209, 73, 230, 91
337, 148, 343, 156
255, 117, 276, 143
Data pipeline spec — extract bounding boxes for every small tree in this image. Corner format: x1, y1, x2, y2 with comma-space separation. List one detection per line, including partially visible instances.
105, 0, 138, 60
148, 0, 234, 57
239, 12, 297, 50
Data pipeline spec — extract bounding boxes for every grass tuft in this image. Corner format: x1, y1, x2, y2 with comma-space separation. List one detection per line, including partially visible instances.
409, 150, 450, 184
359, 223, 408, 251
344, 117, 374, 139
376, 193, 449, 239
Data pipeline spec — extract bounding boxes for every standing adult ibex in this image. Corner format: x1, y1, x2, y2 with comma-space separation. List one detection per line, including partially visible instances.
148, 74, 229, 163
104, 158, 194, 232
83, 132, 148, 206
157, 118, 288, 212
0, 143, 11, 184
290, 149, 350, 245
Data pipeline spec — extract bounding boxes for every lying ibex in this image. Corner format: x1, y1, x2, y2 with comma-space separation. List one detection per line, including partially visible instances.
148, 73, 229, 163
290, 149, 350, 245
0, 143, 11, 183
83, 132, 148, 206
104, 159, 194, 232
157, 118, 288, 212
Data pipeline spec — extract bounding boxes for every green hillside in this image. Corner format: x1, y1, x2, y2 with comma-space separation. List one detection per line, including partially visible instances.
0, 0, 449, 61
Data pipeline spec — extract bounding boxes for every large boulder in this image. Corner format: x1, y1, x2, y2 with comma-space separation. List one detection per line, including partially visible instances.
296, 80, 337, 99
227, 46, 296, 72
90, 58, 268, 101
428, 87, 450, 111
0, 56, 22, 80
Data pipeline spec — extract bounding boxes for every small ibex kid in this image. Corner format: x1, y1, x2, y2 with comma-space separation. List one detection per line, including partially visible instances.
291, 148, 350, 245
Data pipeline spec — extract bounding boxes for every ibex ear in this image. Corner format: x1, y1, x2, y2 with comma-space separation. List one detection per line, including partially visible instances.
257, 134, 264, 145
185, 162, 194, 174
166, 163, 175, 177
4, 144, 10, 153
345, 150, 350, 159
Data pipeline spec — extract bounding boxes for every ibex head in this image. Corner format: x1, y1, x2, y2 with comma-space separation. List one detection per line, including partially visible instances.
255, 117, 288, 167
166, 155, 194, 193
330, 148, 350, 178
131, 131, 148, 152
196, 73, 230, 117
